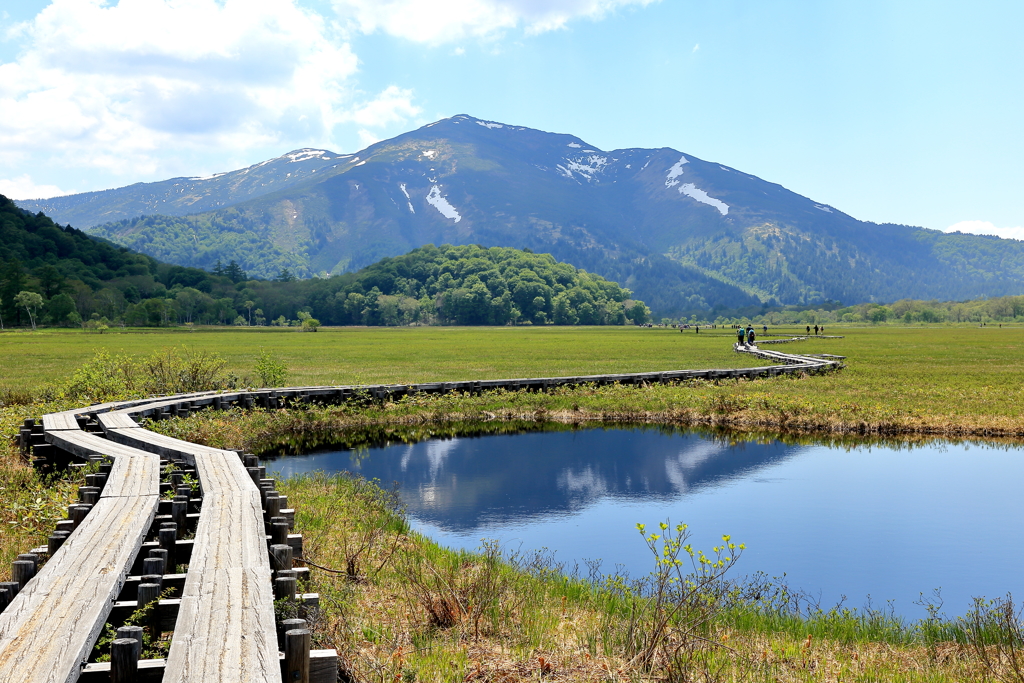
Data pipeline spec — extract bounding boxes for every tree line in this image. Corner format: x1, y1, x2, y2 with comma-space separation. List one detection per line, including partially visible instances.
0, 196, 648, 329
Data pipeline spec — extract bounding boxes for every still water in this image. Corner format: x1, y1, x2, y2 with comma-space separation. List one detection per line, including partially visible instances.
266, 427, 1024, 617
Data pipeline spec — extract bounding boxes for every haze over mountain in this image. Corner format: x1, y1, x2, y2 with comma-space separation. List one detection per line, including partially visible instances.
18, 115, 1024, 316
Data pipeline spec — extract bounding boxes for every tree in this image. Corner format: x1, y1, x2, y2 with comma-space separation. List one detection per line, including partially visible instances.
275, 268, 295, 282
14, 291, 43, 330
224, 260, 246, 283
45, 293, 77, 326
244, 300, 254, 326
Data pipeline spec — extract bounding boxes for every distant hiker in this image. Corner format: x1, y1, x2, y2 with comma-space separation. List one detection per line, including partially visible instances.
806, 325, 811, 335
695, 326, 699, 334
814, 324, 819, 335
737, 327, 745, 345
748, 327, 756, 345
820, 326, 825, 334
763, 325, 768, 334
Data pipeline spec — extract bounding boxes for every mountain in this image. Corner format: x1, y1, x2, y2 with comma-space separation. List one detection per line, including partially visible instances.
17, 149, 353, 228
18, 115, 1024, 315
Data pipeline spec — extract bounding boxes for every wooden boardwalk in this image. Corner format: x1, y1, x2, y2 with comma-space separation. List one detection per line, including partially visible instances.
5, 340, 840, 683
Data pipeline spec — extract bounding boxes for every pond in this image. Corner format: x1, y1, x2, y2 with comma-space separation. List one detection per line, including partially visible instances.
264, 426, 1024, 618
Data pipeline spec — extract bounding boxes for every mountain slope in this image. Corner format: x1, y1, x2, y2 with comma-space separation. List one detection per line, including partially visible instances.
21, 115, 1024, 314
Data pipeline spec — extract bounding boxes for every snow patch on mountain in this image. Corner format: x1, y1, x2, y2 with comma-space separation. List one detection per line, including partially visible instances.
678, 183, 728, 215
286, 149, 330, 163
190, 172, 228, 181
399, 183, 415, 213
665, 156, 689, 188
422, 150, 438, 160
557, 155, 610, 180
567, 142, 581, 148
477, 121, 503, 129
426, 185, 461, 222
814, 204, 833, 213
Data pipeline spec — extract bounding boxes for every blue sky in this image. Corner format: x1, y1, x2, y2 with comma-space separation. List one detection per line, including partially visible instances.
1, 0, 1021, 238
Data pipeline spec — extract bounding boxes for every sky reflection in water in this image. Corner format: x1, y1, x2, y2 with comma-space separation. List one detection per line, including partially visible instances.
267, 428, 1024, 617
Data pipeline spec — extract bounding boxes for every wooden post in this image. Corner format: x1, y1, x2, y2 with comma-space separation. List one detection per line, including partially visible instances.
140, 575, 163, 593
18, 553, 39, 572
247, 467, 261, 486
48, 533, 67, 556
148, 548, 169, 572
171, 499, 187, 530
0, 587, 11, 612
158, 527, 177, 571
0, 581, 19, 600
270, 544, 293, 573
12, 560, 35, 589
55, 519, 75, 533
275, 576, 297, 600
111, 638, 140, 682
277, 618, 306, 650
266, 493, 282, 520
137, 582, 161, 640
271, 521, 290, 546
71, 503, 92, 528
283, 629, 311, 683
143, 557, 164, 577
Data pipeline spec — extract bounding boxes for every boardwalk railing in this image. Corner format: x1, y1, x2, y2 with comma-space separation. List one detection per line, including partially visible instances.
3, 340, 841, 682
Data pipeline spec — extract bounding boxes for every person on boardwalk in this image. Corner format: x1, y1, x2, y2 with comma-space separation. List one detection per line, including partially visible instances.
813, 324, 819, 335
806, 325, 811, 335
747, 326, 756, 345
737, 326, 746, 346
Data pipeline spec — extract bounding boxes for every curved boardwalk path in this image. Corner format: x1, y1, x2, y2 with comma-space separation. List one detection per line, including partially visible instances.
2, 337, 841, 683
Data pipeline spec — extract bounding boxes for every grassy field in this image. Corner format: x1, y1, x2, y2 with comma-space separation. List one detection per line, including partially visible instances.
3, 324, 1024, 682
3, 324, 1024, 435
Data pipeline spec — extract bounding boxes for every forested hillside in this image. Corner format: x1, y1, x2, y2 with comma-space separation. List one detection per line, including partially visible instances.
0, 195, 647, 328
290, 244, 648, 326
0, 194, 252, 328
90, 212, 309, 280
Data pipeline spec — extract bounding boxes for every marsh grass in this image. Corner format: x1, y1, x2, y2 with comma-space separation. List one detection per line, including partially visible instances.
277, 472, 1021, 683
4, 328, 1024, 680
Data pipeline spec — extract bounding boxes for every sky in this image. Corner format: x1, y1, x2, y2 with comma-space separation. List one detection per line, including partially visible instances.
0, 0, 1021, 239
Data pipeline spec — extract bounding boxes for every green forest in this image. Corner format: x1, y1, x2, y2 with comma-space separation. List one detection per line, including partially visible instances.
88, 212, 309, 280
0, 196, 647, 329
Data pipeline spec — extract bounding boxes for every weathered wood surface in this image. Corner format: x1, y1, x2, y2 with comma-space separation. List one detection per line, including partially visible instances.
163, 451, 279, 682
96, 412, 143, 431
45, 428, 154, 461
0, 490, 158, 683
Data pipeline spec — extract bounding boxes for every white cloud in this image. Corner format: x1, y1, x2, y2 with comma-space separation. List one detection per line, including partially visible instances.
692, 43, 699, 53
333, 0, 660, 44
0, 0, 420, 181
342, 85, 421, 128
945, 220, 1024, 242
0, 174, 70, 200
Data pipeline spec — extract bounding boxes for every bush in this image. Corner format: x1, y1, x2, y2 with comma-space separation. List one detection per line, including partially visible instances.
53, 346, 234, 402
253, 348, 287, 387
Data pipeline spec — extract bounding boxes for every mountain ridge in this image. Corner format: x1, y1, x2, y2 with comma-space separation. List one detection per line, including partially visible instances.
17, 115, 1024, 315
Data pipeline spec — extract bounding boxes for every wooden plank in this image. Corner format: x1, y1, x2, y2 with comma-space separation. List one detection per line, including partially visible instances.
102, 455, 161, 499
42, 412, 80, 431
97, 412, 142, 431
105, 428, 232, 464
163, 445, 280, 682
45, 429, 154, 461
0, 493, 158, 683
81, 651, 337, 683
163, 568, 279, 683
